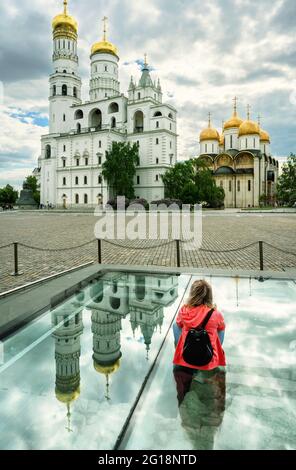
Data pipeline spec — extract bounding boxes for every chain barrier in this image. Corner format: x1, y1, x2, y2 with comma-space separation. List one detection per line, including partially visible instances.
0, 243, 13, 250
102, 239, 175, 250
17, 239, 96, 253
263, 242, 296, 257
197, 242, 259, 254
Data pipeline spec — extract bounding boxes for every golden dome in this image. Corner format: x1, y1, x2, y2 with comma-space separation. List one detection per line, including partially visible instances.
93, 358, 121, 375
91, 17, 118, 58
91, 40, 118, 58
238, 120, 260, 137
200, 113, 220, 142
223, 97, 243, 130
260, 129, 270, 142
55, 387, 80, 404
223, 112, 243, 130
52, 1, 78, 37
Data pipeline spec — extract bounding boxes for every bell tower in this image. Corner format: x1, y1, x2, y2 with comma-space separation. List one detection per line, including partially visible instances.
49, 0, 82, 133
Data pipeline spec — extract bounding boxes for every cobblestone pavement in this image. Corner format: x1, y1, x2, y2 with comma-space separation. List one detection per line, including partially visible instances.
0, 210, 296, 293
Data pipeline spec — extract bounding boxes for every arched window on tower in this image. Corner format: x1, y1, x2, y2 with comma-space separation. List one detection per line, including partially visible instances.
62, 84, 67, 96
84, 194, 88, 204
77, 123, 81, 133
111, 117, 116, 128
156, 121, 159, 128
84, 176, 88, 185
153, 111, 162, 117
74, 109, 83, 120
89, 108, 102, 129
75, 194, 79, 204
134, 110, 144, 133
73, 87, 77, 98
230, 135, 233, 148
45, 144, 51, 159
53, 85, 56, 96
108, 102, 119, 114
75, 176, 79, 185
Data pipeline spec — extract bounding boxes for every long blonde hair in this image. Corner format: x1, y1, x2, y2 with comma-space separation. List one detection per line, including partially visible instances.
186, 280, 214, 308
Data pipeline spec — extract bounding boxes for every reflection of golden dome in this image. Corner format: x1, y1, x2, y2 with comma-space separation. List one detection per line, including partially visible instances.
52, 1, 78, 38
93, 359, 121, 375
91, 40, 118, 58
238, 120, 260, 136
55, 387, 80, 404
260, 129, 270, 142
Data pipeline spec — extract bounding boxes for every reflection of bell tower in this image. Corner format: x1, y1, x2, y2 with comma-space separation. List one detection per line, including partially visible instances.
52, 303, 84, 430
128, 274, 178, 359
91, 308, 122, 400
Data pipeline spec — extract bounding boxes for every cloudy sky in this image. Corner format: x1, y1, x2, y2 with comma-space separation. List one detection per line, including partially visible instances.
0, 0, 295, 189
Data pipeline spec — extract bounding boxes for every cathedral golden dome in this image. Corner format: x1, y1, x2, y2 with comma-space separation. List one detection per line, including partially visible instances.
238, 120, 260, 136
55, 387, 80, 404
93, 358, 121, 375
223, 112, 243, 130
91, 17, 118, 58
260, 129, 270, 142
52, 1, 78, 37
223, 98, 243, 130
199, 114, 220, 142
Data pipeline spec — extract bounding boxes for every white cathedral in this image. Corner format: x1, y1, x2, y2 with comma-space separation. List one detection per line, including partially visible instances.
39, 1, 177, 209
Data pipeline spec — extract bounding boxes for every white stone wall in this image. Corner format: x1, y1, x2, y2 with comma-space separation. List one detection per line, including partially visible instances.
224, 128, 239, 150
200, 139, 219, 154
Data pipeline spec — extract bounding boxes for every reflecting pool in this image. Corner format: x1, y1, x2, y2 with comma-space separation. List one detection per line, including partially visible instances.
0, 272, 295, 450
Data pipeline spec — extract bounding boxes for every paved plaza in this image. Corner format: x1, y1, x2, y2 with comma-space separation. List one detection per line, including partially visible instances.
0, 210, 296, 293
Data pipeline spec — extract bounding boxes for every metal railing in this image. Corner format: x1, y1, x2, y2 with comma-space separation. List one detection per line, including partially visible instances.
1, 239, 295, 278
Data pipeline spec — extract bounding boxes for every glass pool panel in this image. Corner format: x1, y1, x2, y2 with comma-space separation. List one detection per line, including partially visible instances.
121, 277, 296, 450
0, 272, 189, 450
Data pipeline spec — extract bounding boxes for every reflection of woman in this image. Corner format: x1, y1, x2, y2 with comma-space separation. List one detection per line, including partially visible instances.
173, 366, 226, 449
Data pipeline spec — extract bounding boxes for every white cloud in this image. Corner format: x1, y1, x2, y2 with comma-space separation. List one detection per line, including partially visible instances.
0, 0, 295, 187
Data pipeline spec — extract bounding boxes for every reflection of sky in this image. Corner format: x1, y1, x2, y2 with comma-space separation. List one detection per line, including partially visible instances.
123, 276, 296, 451
0, 274, 295, 450
0, 274, 189, 450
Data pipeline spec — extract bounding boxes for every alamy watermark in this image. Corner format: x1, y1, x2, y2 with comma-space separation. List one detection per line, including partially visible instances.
94, 197, 202, 250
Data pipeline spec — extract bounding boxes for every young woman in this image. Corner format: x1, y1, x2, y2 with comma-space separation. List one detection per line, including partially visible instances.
173, 279, 226, 371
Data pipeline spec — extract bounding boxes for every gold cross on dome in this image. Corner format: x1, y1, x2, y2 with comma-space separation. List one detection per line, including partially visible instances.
233, 96, 238, 113
63, 0, 68, 15
144, 53, 148, 67
247, 104, 251, 120
208, 112, 211, 127
257, 114, 261, 126
102, 16, 108, 41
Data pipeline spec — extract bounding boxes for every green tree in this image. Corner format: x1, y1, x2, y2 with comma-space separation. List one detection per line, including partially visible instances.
162, 161, 194, 200
162, 158, 225, 207
102, 142, 139, 199
0, 184, 18, 206
25, 175, 40, 205
277, 154, 296, 207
